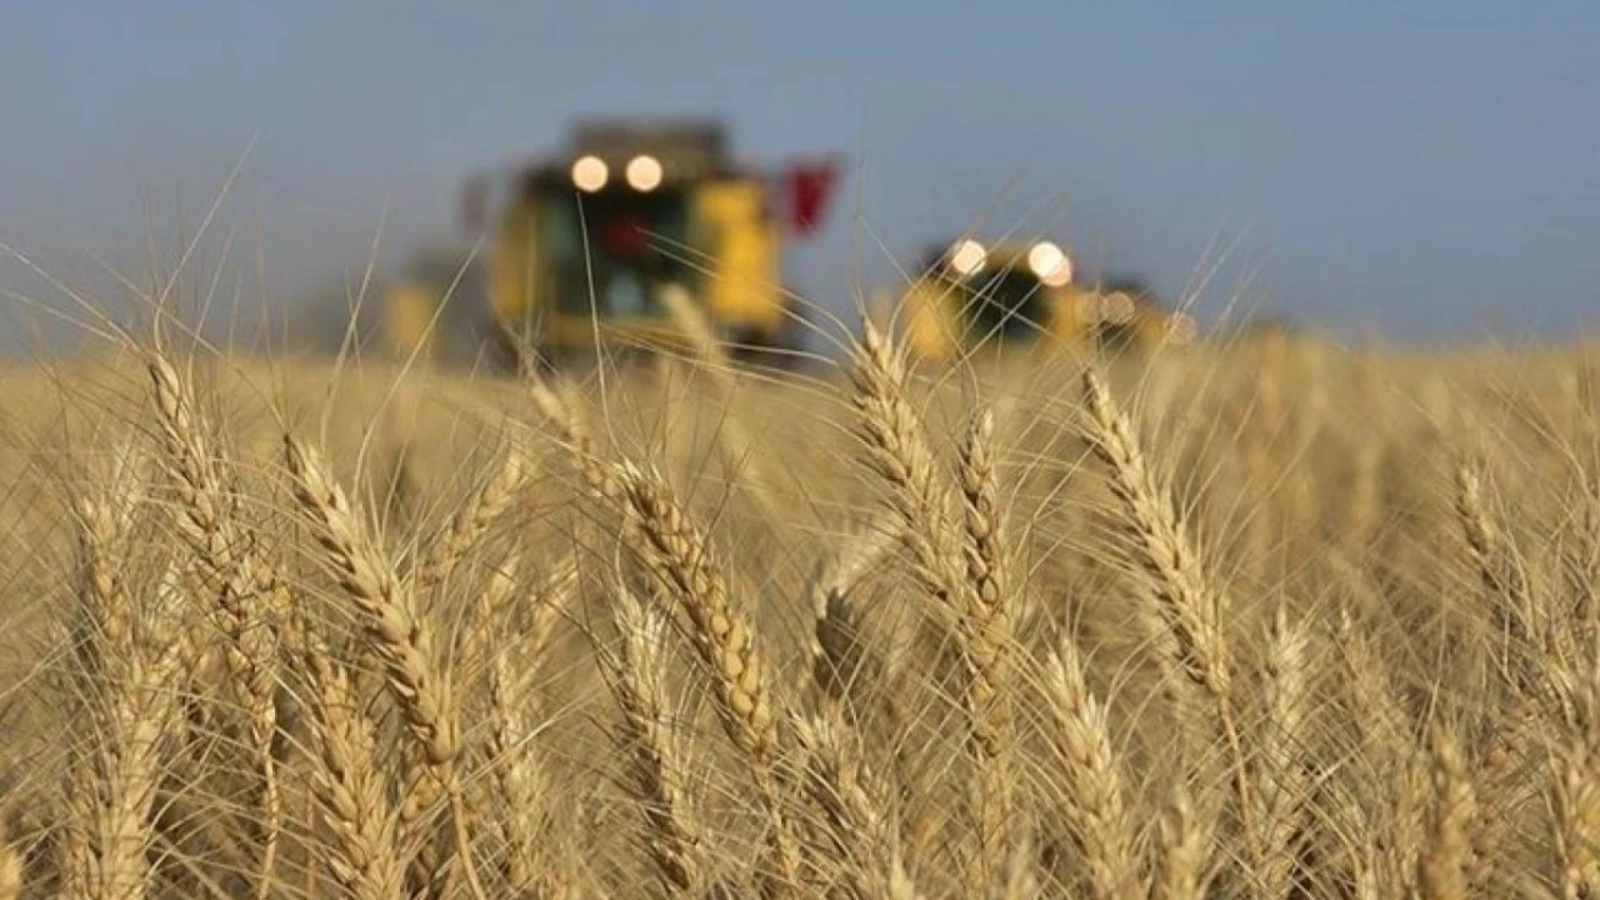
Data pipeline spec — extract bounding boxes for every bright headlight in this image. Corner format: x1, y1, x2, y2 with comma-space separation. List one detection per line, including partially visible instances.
1027, 241, 1072, 287
572, 155, 609, 193
948, 239, 986, 276
626, 155, 663, 192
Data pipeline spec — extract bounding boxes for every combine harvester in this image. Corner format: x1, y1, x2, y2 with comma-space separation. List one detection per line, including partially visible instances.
887, 236, 1197, 365
382, 119, 842, 372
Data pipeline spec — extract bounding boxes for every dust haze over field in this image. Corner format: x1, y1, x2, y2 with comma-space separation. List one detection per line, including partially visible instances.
5, 3, 1600, 900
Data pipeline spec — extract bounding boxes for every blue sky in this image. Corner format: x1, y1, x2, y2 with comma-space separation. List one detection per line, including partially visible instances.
3, 0, 1598, 356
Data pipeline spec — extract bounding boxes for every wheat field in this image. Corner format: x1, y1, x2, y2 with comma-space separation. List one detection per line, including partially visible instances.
0, 308, 1597, 899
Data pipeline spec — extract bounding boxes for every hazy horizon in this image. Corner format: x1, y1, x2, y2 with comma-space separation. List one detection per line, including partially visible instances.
5, 0, 1598, 359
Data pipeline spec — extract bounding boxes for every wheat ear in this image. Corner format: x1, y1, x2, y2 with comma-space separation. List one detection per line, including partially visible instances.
1554, 657, 1600, 898
601, 586, 706, 895
1079, 369, 1255, 854
412, 443, 530, 597
147, 352, 283, 897
528, 375, 623, 504
1042, 634, 1144, 900
613, 462, 799, 898
792, 712, 925, 900
298, 627, 408, 900
478, 549, 575, 899
954, 404, 1018, 862
1417, 727, 1478, 900
284, 436, 490, 900
1252, 605, 1312, 897
62, 457, 185, 900
847, 319, 999, 890
1153, 784, 1213, 900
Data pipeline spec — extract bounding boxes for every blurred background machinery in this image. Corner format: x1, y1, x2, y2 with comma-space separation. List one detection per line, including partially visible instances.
890, 236, 1197, 364
381, 118, 841, 371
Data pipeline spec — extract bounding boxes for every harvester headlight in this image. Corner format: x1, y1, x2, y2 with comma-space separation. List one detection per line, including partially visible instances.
572, 155, 609, 193
1027, 241, 1072, 287
948, 239, 987, 276
626, 154, 663, 192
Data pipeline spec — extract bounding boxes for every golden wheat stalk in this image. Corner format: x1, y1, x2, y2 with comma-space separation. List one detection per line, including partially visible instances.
1455, 462, 1582, 747
1251, 605, 1312, 897
146, 351, 284, 897
412, 443, 531, 598
792, 711, 924, 900
1553, 655, 1600, 899
1078, 368, 1256, 855
1153, 784, 1213, 900
283, 435, 490, 900
954, 404, 1017, 874
1417, 727, 1479, 900
612, 461, 800, 898
62, 458, 186, 900
299, 627, 408, 900
848, 319, 1008, 889
478, 549, 574, 899
846, 320, 967, 614
1041, 634, 1145, 900
601, 586, 706, 895
528, 375, 624, 505
1338, 607, 1425, 895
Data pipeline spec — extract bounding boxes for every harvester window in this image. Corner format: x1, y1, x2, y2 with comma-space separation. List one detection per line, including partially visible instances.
537, 186, 696, 319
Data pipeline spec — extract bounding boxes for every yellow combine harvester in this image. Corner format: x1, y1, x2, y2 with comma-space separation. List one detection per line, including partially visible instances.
892, 237, 1197, 364
383, 119, 840, 370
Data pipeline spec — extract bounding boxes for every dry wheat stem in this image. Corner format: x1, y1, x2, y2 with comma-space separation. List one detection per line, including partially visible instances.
1079, 369, 1257, 856
1252, 605, 1312, 898
603, 587, 706, 895
146, 352, 283, 899
612, 461, 800, 897
299, 629, 408, 900
955, 404, 1017, 873
412, 443, 531, 598
478, 548, 572, 899
1042, 636, 1145, 900
792, 711, 924, 900
1418, 727, 1479, 900
283, 435, 490, 900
